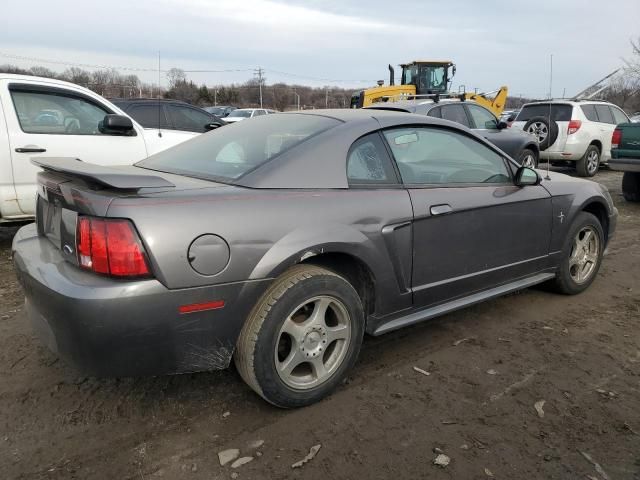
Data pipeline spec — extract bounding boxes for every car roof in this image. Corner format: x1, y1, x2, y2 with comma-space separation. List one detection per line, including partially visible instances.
521, 99, 616, 106
110, 98, 192, 105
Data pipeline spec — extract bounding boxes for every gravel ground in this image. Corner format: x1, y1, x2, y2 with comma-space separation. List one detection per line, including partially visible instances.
0, 168, 638, 480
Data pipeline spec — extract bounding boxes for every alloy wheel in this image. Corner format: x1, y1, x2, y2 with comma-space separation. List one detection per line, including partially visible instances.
275, 296, 351, 390
526, 122, 548, 143
568, 226, 600, 284
586, 149, 599, 175
522, 153, 536, 168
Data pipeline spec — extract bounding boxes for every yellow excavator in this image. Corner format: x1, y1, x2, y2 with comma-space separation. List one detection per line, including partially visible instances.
350, 60, 509, 117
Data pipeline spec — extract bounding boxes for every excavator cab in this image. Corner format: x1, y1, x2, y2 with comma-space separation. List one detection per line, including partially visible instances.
399, 61, 456, 95
350, 60, 456, 108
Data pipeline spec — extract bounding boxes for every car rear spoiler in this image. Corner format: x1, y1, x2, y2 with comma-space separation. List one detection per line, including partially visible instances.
32, 157, 175, 189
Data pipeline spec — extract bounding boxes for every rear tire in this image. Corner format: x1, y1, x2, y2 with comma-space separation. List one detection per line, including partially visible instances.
576, 145, 600, 177
548, 212, 604, 295
234, 265, 364, 408
518, 148, 538, 168
622, 171, 640, 202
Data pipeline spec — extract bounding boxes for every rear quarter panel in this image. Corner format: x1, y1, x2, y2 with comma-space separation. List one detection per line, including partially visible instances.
107, 186, 415, 317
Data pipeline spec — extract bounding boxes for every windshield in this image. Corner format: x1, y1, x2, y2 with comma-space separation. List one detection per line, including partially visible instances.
228, 110, 252, 118
137, 114, 341, 181
204, 107, 225, 116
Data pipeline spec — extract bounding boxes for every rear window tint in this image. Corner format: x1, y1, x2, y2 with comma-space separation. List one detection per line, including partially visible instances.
581, 105, 599, 122
138, 114, 340, 182
516, 104, 572, 122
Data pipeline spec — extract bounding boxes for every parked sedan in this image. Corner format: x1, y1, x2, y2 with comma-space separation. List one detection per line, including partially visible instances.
368, 100, 539, 168
223, 108, 272, 123
112, 99, 226, 133
13, 110, 616, 408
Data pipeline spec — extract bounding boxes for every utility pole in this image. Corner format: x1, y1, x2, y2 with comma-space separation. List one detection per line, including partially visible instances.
254, 67, 264, 108
325, 87, 329, 108
293, 89, 300, 111
214, 89, 218, 106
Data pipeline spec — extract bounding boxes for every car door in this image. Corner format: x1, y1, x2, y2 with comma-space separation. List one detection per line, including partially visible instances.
2, 82, 148, 215
594, 104, 616, 160
381, 125, 553, 308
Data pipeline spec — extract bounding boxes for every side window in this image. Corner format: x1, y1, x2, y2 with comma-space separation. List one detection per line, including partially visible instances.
466, 104, 498, 129
10, 89, 110, 135
427, 107, 442, 118
610, 106, 629, 124
439, 104, 471, 128
253, 110, 266, 117
383, 127, 511, 185
594, 105, 614, 124
128, 104, 170, 129
346, 133, 398, 186
168, 105, 211, 132
581, 104, 598, 122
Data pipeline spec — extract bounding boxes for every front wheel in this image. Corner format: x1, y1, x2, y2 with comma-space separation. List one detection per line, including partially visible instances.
548, 212, 604, 295
576, 145, 600, 177
518, 148, 538, 168
234, 265, 364, 408
622, 171, 640, 202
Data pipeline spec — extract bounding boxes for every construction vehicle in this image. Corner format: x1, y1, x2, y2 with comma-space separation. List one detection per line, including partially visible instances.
350, 60, 509, 117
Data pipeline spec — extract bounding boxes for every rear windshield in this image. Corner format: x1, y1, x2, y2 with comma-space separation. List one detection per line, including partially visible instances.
137, 114, 340, 181
516, 104, 572, 122
227, 110, 252, 118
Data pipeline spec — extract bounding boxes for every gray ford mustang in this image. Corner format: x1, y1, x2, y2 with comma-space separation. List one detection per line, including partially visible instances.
12, 109, 617, 407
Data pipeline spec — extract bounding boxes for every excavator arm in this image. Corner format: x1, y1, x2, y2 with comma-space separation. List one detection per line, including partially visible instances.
464, 86, 509, 117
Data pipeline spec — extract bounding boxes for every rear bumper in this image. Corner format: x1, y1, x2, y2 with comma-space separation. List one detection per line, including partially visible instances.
12, 224, 270, 377
609, 157, 640, 172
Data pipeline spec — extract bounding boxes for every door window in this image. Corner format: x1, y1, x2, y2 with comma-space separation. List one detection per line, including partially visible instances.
610, 106, 629, 124
168, 105, 212, 132
346, 133, 398, 186
10, 89, 109, 135
427, 107, 442, 118
383, 127, 511, 185
128, 104, 170, 129
439, 104, 471, 128
594, 105, 614, 124
466, 104, 498, 129
581, 104, 599, 122
253, 110, 266, 117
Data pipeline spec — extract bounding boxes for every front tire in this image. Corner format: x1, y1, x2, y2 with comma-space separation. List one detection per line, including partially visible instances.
576, 145, 600, 177
234, 265, 364, 408
549, 212, 604, 295
518, 148, 538, 168
622, 171, 640, 202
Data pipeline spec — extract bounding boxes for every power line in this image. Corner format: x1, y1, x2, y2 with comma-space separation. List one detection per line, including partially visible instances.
0, 51, 376, 85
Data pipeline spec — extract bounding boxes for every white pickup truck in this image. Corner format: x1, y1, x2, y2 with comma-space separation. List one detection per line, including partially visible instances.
0, 74, 198, 223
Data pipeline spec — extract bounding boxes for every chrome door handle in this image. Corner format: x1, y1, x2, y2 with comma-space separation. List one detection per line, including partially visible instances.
15, 146, 46, 153
430, 204, 453, 216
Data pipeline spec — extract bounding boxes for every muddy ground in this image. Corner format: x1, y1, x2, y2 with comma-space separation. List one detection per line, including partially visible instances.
0, 168, 638, 480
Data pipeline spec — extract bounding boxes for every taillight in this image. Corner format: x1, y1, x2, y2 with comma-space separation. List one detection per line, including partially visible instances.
612, 128, 622, 149
76, 217, 151, 277
567, 120, 582, 135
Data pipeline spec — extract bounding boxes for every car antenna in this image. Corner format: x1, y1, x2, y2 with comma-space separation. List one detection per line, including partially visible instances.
545, 54, 553, 180
157, 51, 162, 138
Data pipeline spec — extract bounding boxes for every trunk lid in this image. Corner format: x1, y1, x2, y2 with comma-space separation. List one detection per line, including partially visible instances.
34, 157, 231, 264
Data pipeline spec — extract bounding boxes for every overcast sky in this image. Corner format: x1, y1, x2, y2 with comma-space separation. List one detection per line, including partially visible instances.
3, 0, 639, 97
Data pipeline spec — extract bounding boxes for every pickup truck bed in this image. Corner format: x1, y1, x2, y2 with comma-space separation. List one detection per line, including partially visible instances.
610, 122, 640, 202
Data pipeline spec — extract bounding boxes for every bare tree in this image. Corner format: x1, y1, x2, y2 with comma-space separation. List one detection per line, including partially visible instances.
166, 68, 186, 89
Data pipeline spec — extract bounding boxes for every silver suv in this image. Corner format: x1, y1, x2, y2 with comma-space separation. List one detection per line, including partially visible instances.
512, 100, 629, 177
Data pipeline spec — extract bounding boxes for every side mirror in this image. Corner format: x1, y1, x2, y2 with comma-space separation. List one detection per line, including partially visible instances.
515, 166, 541, 186
99, 114, 135, 135
205, 122, 222, 131
497, 120, 508, 130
